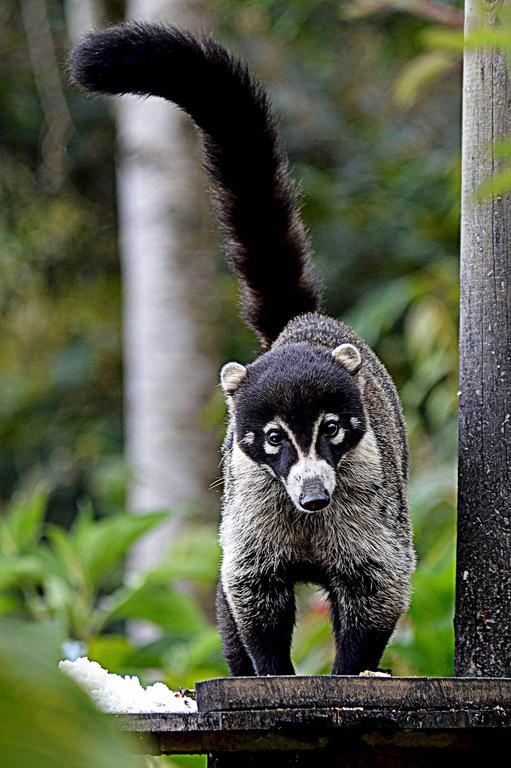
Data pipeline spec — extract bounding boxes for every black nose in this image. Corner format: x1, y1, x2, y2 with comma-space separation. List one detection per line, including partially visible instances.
299, 484, 330, 511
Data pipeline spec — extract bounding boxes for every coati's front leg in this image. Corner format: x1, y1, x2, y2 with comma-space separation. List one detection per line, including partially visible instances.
216, 585, 255, 675
221, 568, 296, 675
329, 583, 402, 675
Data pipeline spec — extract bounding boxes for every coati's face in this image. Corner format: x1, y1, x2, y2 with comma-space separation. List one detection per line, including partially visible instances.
221, 342, 366, 513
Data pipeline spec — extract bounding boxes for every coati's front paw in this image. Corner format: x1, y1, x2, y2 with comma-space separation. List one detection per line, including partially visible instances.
253, 659, 295, 676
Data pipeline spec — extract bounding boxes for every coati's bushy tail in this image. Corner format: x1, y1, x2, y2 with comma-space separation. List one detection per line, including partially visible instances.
69, 23, 321, 347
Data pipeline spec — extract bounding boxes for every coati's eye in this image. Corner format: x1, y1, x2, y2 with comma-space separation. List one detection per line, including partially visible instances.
266, 429, 284, 446
322, 420, 339, 438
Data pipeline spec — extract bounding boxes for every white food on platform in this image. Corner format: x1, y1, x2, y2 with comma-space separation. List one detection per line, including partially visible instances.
59, 656, 197, 713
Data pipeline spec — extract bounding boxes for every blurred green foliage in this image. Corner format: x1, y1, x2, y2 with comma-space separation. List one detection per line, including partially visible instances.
0, 619, 140, 768
0, 9, 464, 760
0, 486, 226, 689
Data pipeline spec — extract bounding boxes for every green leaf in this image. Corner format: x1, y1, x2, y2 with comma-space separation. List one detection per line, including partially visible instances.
0, 554, 44, 590
474, 167, 511, 201
43, 574, 74, 615
394, 51, 457, 108
97, 584, 205, 635
492, 138, 511, 159
464, 27, 511, 52
0, 592, 24, 616
3, 485, 49, 553
164, 627, 221, 672
71, 499, 95, 541
345, 279, 413, 346
425, 25, 511, 55
145, 527, 220, 585
422, 28, 465, 53
46, 525, 87, 591
32, 544, 69, 582
87, 634, 135, 674
0, 619, 139, 768
75, 512, 168, 588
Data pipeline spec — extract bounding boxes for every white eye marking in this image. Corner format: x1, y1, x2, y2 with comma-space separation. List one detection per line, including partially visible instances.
330, 427, 345, 445
264, 442, 281, 455
263, 422, 279, 434
240, 431, 255, 446
350, 417, 361, 429
324, 413, 339, 423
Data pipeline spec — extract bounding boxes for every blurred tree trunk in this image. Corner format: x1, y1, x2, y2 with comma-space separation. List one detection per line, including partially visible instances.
117, 0, 216, 640
64, 0, 102, 46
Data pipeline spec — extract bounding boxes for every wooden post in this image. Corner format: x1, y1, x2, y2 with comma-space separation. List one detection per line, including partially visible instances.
456, 0, 511, 676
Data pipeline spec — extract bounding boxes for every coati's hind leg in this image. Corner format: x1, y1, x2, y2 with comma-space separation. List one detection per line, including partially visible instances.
216, 585, 255, 676
329, 585, 400, 675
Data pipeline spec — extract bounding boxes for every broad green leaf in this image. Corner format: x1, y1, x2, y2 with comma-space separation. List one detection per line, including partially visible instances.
0, 620, 139, 768
46, 525, 88, 591
492, 138, 511, 159
422, 27, 464, 53
97, 584, 205, 635
425, 25, 511, 55
2, 486, 48, 553
76, 512, 168, 587
394, 51, 457, 108
345, 279, 413, 346
0, 555, 44, 590
464, 27, 511, 52
43, 575, 74, 616
0, 520, 11, 556
0, 592, 24, 616
145, 527, 220, 585
32, 545, 70, 582
71, 499, 95, 541
164, 627, 221, 671
475, 167, 511, 201
87, 634, 135, 674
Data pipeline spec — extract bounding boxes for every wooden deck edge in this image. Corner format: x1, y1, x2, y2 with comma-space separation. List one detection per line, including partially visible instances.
117, 706, 511, 755
117, 704, 511, 732
195, 675, 511, 713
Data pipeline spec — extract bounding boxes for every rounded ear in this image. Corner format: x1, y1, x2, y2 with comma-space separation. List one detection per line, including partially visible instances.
332, 343, 362, 374
220, 362, 247, 396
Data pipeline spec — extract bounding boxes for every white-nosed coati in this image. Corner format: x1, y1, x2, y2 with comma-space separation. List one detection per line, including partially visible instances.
70, 23, 415, 676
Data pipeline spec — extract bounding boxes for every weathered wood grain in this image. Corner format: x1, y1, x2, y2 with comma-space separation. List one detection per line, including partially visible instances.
119, 705, 511, 740
456, 0, 511, 675
195, 675, 511, 712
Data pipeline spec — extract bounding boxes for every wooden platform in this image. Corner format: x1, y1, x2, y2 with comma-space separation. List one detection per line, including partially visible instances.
118, 676, 511, 766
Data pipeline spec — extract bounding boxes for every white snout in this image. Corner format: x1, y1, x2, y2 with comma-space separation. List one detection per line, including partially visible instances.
283, 457, 336, 512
